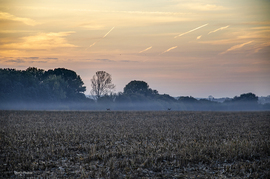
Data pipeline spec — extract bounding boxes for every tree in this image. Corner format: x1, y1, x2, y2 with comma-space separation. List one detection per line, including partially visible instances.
44, 68, 86, 100
232, 93, 258, 103
90, 71, 115, 99
178, 96, 198, 103
25, 67, 45, 81
123, 80, 158, 96
0, 67, 88, 103
43, 75, 68, 101
222, 93, 259, 111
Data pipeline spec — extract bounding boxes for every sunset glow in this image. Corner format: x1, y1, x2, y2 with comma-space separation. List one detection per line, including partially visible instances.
0, 0, 269, 97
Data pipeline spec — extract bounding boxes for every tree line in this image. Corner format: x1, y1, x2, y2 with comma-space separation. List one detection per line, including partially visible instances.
0, 67, 269, 110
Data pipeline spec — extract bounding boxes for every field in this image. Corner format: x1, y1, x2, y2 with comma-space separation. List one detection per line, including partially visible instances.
0, 111, 269, 178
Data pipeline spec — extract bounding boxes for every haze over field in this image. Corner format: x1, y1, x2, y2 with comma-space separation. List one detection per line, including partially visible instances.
0, 0, 270, 98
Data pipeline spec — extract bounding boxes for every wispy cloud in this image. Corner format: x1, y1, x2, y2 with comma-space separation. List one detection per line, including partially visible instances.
77, 22, 104, 30
88, 59, 137, 63
120, 60, 138, 63
1, 31, 76, 50
139, 46, 152, 53
183, 3, 226, 11
87, 27, 115, 49
5, 59, 25, 63
43, 57, 58, 60
107, 10, 187, 16
0, 30, 35, 33
23, 6, 189, 16
253, 42, 270, 53
5, 58, 47, 64
0, 11, 39, 26
220, 41, 253, 55
95, 59, 114, 62
174, 24, 208, 38
208, 25, 229, 35
160, 46, 177, 55
24, 57, 39, 59
251, 26, 270, 30
199, 39, 241, 45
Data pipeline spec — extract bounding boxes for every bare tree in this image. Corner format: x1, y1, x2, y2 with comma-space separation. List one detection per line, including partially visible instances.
90, 71, 115, 99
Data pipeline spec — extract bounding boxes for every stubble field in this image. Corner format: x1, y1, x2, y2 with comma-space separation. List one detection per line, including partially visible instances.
0, 110, 269, 178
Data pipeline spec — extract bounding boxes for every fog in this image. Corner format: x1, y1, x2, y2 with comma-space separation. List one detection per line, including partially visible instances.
1, 101, 268, 111
1, 68, 269, 111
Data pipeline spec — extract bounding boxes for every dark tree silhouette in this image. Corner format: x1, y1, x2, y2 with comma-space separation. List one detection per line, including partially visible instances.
0, 67, 87, 103
44, 68, 86, 97
232, 93, 258, 103
123, 80, 158, 96
90, 71, 115, 99
178, 96, 198, 103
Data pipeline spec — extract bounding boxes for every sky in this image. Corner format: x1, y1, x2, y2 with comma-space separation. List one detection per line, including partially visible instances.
0, 0, 270, 98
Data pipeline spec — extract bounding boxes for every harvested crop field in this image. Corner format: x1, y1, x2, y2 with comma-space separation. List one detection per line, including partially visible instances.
0, 111, 270, 178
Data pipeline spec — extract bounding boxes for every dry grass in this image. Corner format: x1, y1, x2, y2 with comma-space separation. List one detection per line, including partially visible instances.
0, 111, 269, 178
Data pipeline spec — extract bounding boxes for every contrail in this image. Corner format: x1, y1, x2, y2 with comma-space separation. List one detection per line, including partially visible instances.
89, 42, 97, 48
208, 25, 229, 34
86, 41, 99, 49
174, 24, 208, 38
160, 46, 177, 55
139, 46, 152, 53
86, 27, 115, 49
103, 27, 115, 38
197, 35, 202, 40
220, 41, 253, 55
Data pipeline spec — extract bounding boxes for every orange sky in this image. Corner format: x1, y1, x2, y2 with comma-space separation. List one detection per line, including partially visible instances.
0, 0, 270, 97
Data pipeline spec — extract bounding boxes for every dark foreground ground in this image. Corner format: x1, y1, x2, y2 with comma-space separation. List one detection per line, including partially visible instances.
0, 111, 269, 178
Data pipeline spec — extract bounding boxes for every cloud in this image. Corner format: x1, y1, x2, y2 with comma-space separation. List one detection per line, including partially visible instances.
0, 30, 35, 33
174, 24, 208, 38
43, 57, 58, 60
22, 6, 192, 28
24, 57, 39, 59
0, 11, 39, 26
77, 22, 105, 30
4, 57, 48, 64
5, 59, 25, 63
109, 10, 187, 16
1, 31, 76, 50
139, 46, 152, 53
242, 21, 270, 25
208, 25, 229, 35
220, 41, 253, 55
120, 60, 138, 63
237, 30, 270, 40
198, 39, 241, 45
95, 59, 114, 62
251, 26, 270, 30
199, 27, 270, 45
197, 35, 202, 40
160, 46, 177, 55
253, 42, 270, 53
183, 3, 226, 11
23, 6, 189, 16
32, 61, 47, 63
86, 59, 136, 63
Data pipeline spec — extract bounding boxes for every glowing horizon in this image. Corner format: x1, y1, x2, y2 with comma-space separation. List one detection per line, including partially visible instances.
0, 0, 269, 98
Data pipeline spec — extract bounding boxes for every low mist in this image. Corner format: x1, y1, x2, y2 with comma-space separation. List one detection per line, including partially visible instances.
1, 101, 268, 111
1, 67, 269, 111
